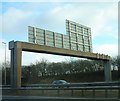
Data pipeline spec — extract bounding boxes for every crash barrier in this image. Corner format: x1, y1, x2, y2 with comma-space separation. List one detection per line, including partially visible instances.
2, 96, 120, 101
2, 81, 119, 88
22, 81, 120, 87
2, 82, 120, 99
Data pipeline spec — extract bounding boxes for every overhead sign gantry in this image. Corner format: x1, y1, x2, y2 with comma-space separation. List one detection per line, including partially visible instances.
9, 20, 111, 88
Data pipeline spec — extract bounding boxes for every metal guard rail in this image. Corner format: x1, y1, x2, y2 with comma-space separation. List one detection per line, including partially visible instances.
21, 81, 120, 87
2, 85, 120, 99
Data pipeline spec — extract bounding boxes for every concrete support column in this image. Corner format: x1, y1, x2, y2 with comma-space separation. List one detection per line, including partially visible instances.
14, 42, 22, 88
104, 60, 112, 82
9, 41, 22, 88
10, 48, 15, 88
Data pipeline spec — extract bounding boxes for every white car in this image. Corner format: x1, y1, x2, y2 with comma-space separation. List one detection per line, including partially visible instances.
52, 80, 69, 84
52, 80, 70, 88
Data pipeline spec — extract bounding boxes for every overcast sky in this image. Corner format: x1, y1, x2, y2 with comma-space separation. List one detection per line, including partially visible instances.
1, 0, 119, 65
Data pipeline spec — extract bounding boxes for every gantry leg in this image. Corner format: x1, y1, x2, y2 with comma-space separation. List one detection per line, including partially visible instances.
104, 60, 112, 82
9, 41, 22, 88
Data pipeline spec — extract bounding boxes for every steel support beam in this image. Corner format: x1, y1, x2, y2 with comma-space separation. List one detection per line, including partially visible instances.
9, 40, 111, 88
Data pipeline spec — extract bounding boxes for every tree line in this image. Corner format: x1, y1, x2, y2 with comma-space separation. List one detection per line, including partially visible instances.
22, 57, 119, 78
1, 56, 119, 84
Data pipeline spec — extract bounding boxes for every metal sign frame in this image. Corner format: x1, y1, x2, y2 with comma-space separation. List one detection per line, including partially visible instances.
28, 20, 92, 52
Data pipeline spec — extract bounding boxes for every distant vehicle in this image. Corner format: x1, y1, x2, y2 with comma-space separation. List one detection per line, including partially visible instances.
52, 80, 70, 84
52, 80, 70, 88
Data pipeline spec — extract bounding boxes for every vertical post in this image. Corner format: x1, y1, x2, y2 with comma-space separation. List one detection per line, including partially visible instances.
9, 41, 15, 88
62, 34, 64, 48
105, 89, 108, 98
68, 20, 72, 50
92, 89, 95, 98
53, 32, 56, 47
33, 27, 36, 44
10, 49, 15, 88
14, 42, 22, 88
104, 60, 112, 82
42, 90, 44, 96
82, 27, 85, 52
44, 30, 46, 45
9, 41, 22, 88
2, 42, 6, 85
71, 90, 73, 96
57, 89, 60, 96
81, 90, 84, 97
75, 25, 78, 51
